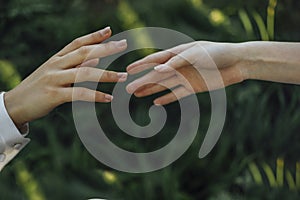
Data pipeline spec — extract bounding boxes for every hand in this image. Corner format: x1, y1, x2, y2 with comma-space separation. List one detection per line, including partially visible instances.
4, 27, 128, 128
126, 41, 245, 105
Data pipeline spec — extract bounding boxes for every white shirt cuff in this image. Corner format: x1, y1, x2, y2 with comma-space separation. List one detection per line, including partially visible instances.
0, 92, 30, 171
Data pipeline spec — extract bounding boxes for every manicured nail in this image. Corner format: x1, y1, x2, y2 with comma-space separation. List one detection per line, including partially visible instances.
105, 94, 113, 102
100, 26, 111, 36
154, 64, 170, 72
117, 72, 128, 81
117, 39, 127, 48
154, 101, 162, 106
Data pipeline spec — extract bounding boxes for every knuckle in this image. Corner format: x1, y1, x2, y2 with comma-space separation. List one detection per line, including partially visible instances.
44, 57, 61, 68
78, 67, 91, 77
74, 87, 86, 100
78, 46, 90, 57
42, 71, 57, 84
74, 67, 91, 82
45, 86, 63, 104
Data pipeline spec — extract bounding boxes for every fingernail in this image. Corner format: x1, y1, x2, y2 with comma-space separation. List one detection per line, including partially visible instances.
117, 39, 127, 48
154, 64, 169, 72
117, 72, 128, 81
154, 101, 162, 106
105, 94, 113, 102
100, 26, 111, 36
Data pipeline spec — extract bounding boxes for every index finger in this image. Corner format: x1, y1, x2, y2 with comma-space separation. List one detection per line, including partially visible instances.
126, 50, 174, 74
127, 42, 196, 74
56, 27, 112, 56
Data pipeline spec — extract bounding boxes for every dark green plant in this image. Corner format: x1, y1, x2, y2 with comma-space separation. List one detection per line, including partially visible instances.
0, 0, 299, 199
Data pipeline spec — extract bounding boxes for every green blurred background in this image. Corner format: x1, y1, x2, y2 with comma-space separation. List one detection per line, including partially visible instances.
0, 0, 300, 199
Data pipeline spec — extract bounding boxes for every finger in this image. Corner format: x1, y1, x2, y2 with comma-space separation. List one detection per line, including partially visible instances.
58, 67, 128, 84
76, 58, 99, 68
62, 87, 114, 103
126, 70, 175, 94
154, 49, 196, 73
132, 83, 156, 94
126, 43, 196, 74
59, 40, 127, 69
57, 27, 112, 56
134, 76, 179, 97
153, 86, 191, 106
127, 51, 174, 74
127, 42, 199, 74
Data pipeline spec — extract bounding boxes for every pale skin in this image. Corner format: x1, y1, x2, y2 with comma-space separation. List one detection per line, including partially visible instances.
4, 27, 128, 129
126, 41, 300, 105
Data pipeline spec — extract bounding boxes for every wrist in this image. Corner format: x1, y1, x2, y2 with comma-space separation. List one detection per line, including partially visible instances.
233, 42, 260, 81
4, 91, 28, 129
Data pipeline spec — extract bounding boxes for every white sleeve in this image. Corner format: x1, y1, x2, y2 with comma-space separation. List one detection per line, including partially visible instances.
0, 92, 30, 171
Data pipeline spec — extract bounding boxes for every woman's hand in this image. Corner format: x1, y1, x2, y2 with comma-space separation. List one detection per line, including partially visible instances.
4, 27, 128, 127
126, 41, 245, 105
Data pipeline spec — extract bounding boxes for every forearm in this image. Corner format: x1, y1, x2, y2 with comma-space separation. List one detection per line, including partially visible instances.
236, 41, 300, 84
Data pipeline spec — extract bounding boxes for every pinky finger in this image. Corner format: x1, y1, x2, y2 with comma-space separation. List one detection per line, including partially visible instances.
153, 86, 190, 106
62, 87, 114, 103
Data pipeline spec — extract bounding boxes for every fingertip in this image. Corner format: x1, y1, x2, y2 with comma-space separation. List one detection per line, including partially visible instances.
153, 99, 163, 106
127, 62, 157, 75
116, 39, 127, 49
104, 94, 113, 102
126, 67, 139, 75
154, 64, 173, 72
117, 72, 128, 82
126, 84, 135, 94
126, 60, 147, 74
126, 65, 135, 74
99, 26, 112, 37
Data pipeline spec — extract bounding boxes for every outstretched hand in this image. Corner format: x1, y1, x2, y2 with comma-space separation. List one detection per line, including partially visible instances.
126, 42, 245, 105
5, 27, 128, 128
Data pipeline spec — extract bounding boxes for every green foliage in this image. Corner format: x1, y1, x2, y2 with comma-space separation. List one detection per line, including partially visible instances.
0, 0, 300, 199
0, 60, 21, 90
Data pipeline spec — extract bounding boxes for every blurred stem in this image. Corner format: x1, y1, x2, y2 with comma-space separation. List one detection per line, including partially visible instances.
276, 158, 284, 186
267, 0, 277, 40
238, 9, 254, 38
262, 162, 277, 187
285, 169, 296, 190
248, 162, 263, 185
252, 11, 269, 41
296, 162, 300, 189
14, 162, 46, 200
